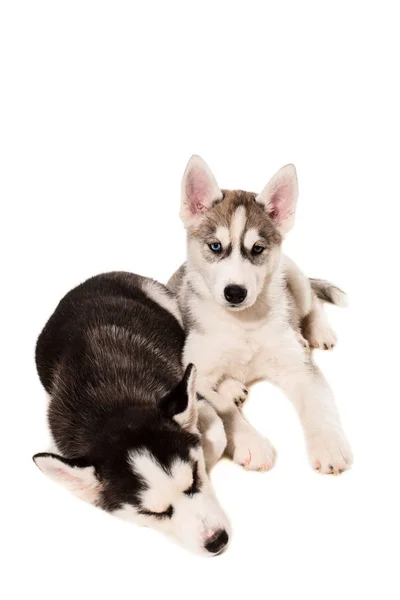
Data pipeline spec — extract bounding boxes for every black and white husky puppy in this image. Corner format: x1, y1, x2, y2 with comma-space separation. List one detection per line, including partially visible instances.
33, 272, 230, 556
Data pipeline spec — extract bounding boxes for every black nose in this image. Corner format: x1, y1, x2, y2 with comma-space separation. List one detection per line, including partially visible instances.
204, 529, 229, 555
224, 285, 247, 305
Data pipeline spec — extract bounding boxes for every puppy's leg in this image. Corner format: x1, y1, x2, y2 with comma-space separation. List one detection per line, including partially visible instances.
197, 399, 227, 471
267, 334, 352, 474
302, 297, 337, 350
196, 375, 276, 472
284, 254, 313, 319
284, 255, 338, 350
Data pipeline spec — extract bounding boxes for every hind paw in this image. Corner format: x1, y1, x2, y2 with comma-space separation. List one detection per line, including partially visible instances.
303, 316, 337, 350
306, 324, 337, 350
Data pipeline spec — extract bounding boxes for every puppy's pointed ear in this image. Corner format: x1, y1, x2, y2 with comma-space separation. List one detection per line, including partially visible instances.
32, 453, 101, 504
159, 364, 198, 432
256, 164, 299, 234
180, 156, 223, 226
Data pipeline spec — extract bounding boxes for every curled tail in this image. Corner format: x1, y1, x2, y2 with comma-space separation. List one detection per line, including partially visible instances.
310, 278, 348, 307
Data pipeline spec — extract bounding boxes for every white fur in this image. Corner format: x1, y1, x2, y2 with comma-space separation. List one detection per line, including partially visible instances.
243, 227, 261, 250
141, 279, 183, 327
177, 157, 352, 474
129, 451, 193, 512
182, 260, 352, 473
215, 226, 230, 248
230, 206, 246, 245
329, 286, 348, 308
303, 300, 338, 350
118, 447, 231, 555
197, 399, 227, 470
283, 254, 313, 316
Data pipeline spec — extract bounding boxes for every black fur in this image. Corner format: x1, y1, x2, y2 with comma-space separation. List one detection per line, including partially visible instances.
34, 272, 200, 512
159, 364, 194, 419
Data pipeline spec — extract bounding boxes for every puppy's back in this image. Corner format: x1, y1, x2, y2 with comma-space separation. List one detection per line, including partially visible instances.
36, 272, 185, 401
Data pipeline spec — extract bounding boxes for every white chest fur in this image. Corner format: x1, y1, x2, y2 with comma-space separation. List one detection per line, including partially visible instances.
182, 286, 294, 385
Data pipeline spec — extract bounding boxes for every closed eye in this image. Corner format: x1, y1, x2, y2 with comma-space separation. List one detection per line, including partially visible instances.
138, 505, 174, 519
184, 462, 200, 496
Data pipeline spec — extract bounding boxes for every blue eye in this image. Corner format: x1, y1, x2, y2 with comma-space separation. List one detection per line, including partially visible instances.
209, 242, 222, 253
252, 244, 264, 255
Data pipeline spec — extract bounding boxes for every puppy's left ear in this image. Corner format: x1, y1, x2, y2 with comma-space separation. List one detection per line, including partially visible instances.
159, 364, 198, 432
32, 453, 101, 504
256, 164, 299, 234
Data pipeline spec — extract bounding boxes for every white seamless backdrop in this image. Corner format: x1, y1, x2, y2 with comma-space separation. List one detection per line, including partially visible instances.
1, 2, 399, 600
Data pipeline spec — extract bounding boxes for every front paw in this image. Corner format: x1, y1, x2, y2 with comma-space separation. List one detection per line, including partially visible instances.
232, 429, 276, 472
218, 378, 248, 407
307, 428, 353, 475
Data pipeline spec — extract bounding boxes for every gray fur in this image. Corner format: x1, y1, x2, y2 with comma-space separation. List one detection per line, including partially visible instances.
310, 278, 348, 307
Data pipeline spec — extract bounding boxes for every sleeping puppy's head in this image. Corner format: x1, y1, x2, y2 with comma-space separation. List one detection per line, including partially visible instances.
33, 365, 230, 556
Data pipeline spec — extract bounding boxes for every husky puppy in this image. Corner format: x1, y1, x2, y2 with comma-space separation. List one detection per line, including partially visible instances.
169, 156, 352, 475
33, 272, 230, 556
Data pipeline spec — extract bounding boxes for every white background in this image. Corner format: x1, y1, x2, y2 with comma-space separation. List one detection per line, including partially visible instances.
1, 2, 399, 599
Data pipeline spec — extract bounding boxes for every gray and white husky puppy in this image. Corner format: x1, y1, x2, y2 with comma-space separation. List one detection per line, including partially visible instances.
33, 272, 229, 556
169, 156, 352, 475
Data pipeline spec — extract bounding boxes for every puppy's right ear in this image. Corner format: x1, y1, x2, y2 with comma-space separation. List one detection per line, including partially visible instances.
159, 364, 198, 432
180, 155, 223, 227
33, 453, 101, 504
